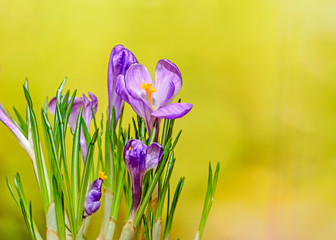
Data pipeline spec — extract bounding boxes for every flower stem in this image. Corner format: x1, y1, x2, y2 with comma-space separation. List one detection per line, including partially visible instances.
104, 217, 116, 240
152, 218, 162, 240
97, 188, 113, 240
119, 221, 135, 240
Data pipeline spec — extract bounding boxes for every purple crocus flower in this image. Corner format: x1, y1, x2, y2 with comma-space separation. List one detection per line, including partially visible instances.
108, 45, 137, 127
83, 171, 107, 218
116, 59, 192, 135
0, 104, 37, 173
49, 92, 98, 162
123, 139, 163, 220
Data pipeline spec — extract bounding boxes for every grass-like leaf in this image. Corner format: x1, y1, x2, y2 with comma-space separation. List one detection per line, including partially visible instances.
52, 176, 66, 240
163, 177, 185, 239
76, 130, 98, 229
72, 108, 83, 219
147, 119, 157, 146
41, 111, 75, 231
13, 106, 28, 136
63, 90, 77, 135
197, 162, 220, 239
23, 84, 50, 210
6, 177, 19, 206
157, 152, 175, 218
20, 199, 36, 240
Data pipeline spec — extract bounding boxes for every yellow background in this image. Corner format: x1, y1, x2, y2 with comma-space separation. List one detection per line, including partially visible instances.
1, 0, 336, 239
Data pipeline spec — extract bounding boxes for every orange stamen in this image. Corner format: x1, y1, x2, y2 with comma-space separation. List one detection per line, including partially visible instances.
141, 82, 156, 110
99, 171, 108, 180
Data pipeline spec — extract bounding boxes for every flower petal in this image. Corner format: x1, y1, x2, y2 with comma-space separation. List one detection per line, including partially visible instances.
152, 79, 175, 110
80, 131, 88, 162
125, 63, 153, 108
48, 97, 57, 114
49, 95, 83, 131
0, 104, 31, 152
88, 92, 98, 113
145, 142, 164, 171
111, 45, 138, 76
108, 45, 137, 125
82, 92, 98, 129
83, 178, 103, 217
116, 75, 155, 134
151, 103, 193, 119
124, 139, 147, 173
154, 59, 182, 105
0, 104, 38, 176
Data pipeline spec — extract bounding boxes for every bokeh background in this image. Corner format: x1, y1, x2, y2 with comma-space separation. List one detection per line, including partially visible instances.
1, 0, 336, 239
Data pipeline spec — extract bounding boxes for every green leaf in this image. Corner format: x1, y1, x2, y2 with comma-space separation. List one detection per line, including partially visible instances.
56, 77, 67, 104
147, 119, 157, 146
132, 117, 139, 139
20, 199, 36, 240
7, 110, 26, 138
198, 162, 220, 239
170, 130, 182, 151
13, 106, 28, 136
77, 130, 98, 228
52, 176, 66, 240
167, 119, 175, 140
63, 90, 77, 135
149, 210, 154, 239
60, 90, 70, 116
111, 166, 125, 220
163, 177, 185, 239
142, 215, 150, 240
104, 118, 112, 189
157, 152, 175, 218
140, 118, 146, 144
92, 107, 104, 177
72, 107, 83, 219
29, 202, 37, 240
160, 119, 169, 147
6, 177, 19, 206
41, 111, 75, 231
23, 84, 50, 210
55, 103, 67, 168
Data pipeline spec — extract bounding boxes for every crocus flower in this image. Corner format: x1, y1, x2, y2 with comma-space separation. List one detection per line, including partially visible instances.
0, 104, 38, 176
123, 139, 164, 220
83, 171, 107, 218
49, 93, 98, 162
108, 45, 138, 127
116, 59, 192, 135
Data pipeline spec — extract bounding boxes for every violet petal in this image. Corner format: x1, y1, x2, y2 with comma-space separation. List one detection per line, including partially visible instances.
108, 45, 137, 125
146, 142, 164, 171
151, 103, 193, 119
154, 59, 182, 105
116, 75, 155, 134
124, 63, 153, 109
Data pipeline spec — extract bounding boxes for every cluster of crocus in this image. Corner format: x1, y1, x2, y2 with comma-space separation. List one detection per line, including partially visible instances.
1, 44, 219, 240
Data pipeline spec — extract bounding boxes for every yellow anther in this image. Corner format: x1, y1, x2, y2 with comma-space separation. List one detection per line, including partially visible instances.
99, 171, 108, 180
129, 146, 132, 151
141, 82, 156, 110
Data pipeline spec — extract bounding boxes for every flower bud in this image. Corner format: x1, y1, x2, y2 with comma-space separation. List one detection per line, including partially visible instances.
123, 139, 163, 220
83, 172, 107, 218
